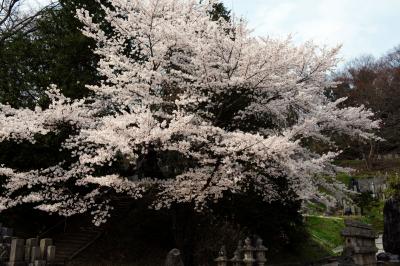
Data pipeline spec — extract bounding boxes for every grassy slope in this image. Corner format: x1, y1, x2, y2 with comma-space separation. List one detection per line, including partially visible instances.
268, 216, 344, 264
305, 216, 345, 255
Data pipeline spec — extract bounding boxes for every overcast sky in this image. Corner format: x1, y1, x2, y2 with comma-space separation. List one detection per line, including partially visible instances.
27, 0, 400, 63
221, 0, 399, 63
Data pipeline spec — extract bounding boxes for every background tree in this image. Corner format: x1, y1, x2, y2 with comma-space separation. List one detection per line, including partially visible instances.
0, 0, 106, 109
0, 0, 52, 43
332, 46, 400, 162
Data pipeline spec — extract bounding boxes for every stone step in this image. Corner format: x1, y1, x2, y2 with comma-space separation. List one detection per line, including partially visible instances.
56, 233, 99, 240
57, 237, 96, 242
57, 242, 87, 246
56, 240, 92, 245
50, 198, 131, 262
57, 244, 87, 250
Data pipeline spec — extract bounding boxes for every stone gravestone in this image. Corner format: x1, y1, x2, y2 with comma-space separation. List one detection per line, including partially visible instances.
30, 246, 41, 264
165, 248, 184, 266
341, 219, 377, 266
383, 197, 400, 255
25, 238, 39, 263
47, 245, 56, 262
39, 238, 53, 259
8, 238, 25, 266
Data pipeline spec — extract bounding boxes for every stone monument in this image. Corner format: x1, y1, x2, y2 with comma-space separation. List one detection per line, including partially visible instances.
341, 219, 377, 266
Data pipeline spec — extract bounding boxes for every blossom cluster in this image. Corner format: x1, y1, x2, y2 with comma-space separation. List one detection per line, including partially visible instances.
0, 0, 379, 224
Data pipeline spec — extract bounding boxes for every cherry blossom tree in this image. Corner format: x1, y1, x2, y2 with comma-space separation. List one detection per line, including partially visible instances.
0, 0, 379, 225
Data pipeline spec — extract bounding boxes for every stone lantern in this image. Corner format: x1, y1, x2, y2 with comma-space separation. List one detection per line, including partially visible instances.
214, 245, 228, 266
230, 240, 243, 266
254, 237, 268, 266
242, 237, 255, 266
341, 219, 377, 266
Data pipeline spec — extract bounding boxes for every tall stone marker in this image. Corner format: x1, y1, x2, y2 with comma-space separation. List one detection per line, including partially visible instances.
30, 246, 41, 263
39, 238, 53, 259
8, 238, 25, 266
47, 245, 56, 262
341, 219, 377, 266
25, 238, 39, 263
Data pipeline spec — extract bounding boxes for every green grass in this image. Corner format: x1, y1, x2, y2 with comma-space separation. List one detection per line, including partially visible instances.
306, 201, 327, 215
358, 201, 385, 233
304, 216, 345, 254
336, 172, 352, 186
271, 216, 344, 263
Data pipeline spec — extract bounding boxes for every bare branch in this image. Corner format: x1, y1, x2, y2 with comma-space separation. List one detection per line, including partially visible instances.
0, 0, 58, 44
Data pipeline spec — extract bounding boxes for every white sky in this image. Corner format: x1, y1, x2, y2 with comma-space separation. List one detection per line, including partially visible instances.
221, 0, 400, 62
26, 0, 400, 63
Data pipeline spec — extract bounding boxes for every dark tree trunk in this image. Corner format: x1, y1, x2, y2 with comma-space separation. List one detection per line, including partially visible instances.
171, 205, 195, 266
383, 198, 400, 254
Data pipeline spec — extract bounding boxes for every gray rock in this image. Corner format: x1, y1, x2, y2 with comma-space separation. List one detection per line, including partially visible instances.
377, 252, 390, 261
